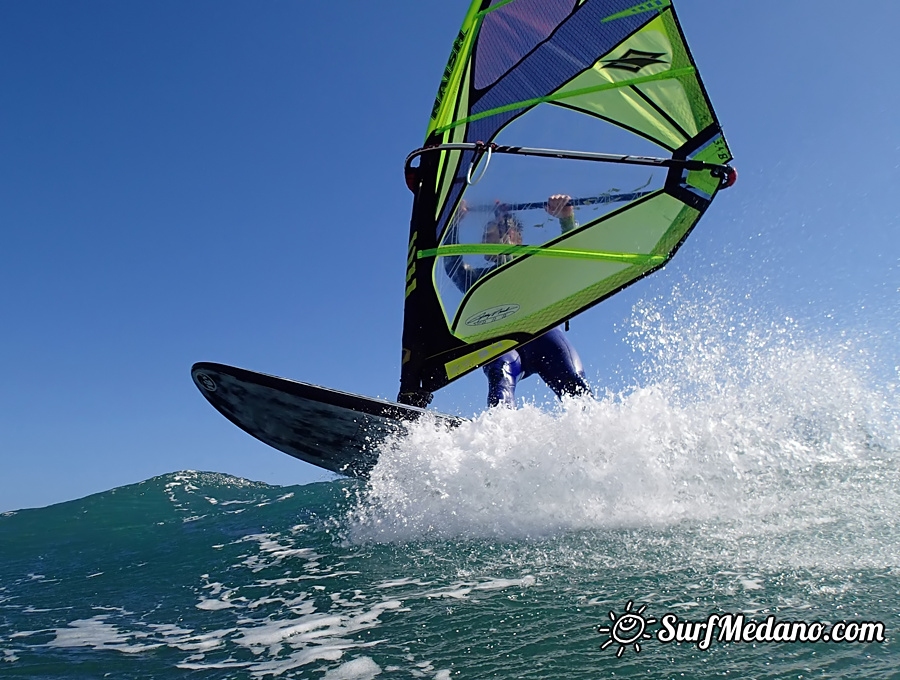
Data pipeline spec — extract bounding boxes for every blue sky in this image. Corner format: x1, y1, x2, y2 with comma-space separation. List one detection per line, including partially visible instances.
2, 1, 898, 512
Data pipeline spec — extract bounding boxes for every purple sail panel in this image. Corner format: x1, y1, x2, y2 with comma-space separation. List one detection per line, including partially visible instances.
471, 1, 648, 127
474, 0, 576, 91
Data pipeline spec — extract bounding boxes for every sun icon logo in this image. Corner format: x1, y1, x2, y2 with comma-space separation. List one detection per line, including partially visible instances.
596, 600, 657, 657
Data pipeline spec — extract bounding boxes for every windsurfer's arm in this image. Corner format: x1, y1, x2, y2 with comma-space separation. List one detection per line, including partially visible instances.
547, 194, 576, 234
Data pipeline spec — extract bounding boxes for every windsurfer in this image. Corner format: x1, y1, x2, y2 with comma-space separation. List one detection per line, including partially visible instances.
443, 195, 593, 408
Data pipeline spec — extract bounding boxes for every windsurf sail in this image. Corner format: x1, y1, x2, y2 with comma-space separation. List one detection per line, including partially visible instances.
398, 0, 734, 406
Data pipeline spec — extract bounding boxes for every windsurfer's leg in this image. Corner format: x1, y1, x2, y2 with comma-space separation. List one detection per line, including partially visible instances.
520, 328, 592, 401
483, 351, 522, 408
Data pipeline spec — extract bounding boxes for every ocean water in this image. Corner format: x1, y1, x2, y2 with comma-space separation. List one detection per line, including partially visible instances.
3, 293, 900, 679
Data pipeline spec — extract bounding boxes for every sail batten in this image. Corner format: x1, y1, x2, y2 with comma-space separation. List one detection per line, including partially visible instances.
432, 66, 698, 136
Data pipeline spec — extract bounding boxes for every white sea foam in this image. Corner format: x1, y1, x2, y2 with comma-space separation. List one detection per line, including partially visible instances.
49, 615, 163, 653
321, 656, 381, 680
347, 285, 900, 545
38, 538, 414, 677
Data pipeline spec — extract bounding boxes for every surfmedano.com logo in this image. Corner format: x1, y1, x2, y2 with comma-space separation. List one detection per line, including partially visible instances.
596, 601, 886, 656
596, 601, 656, 657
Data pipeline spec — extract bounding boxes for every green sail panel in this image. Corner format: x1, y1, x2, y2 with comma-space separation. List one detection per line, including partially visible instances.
447, 193, 697, 343
549, 13, 710, 150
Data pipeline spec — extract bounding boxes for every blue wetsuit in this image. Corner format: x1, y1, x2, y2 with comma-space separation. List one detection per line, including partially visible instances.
443, 218, 592, 408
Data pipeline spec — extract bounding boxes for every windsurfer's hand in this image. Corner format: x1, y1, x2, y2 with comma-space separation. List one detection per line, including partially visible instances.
546, 194, 573, 219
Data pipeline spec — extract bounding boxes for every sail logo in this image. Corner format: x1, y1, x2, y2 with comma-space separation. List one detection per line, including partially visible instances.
465, 304, 520, 326
431, 29, 466, 120
601, 49, 668, 73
